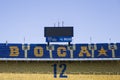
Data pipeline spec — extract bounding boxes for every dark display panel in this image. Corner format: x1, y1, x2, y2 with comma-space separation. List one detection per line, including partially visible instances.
44, 27, 73, 37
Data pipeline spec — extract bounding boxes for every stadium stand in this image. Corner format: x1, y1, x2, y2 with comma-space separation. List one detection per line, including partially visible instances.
0, 61, 120, 80
0, 43, 120, 80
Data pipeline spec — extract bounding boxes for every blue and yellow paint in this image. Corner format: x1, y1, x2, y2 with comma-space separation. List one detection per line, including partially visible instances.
0, 43, 119, 59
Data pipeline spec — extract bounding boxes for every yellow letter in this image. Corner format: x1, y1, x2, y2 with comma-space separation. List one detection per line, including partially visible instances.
34, 47, 43, 57
57, 47, 66, 57
9, 46, 19, 57
79, 46, 91, 57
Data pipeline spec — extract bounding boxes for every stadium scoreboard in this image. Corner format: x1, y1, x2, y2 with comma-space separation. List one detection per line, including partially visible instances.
0, 26, 120, 79
44, 27, 73, 42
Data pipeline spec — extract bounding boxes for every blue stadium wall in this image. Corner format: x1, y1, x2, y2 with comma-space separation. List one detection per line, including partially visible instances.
0, 43, 120, 61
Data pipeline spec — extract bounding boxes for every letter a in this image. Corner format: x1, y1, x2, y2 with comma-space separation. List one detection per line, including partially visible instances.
79, 46, 91, 57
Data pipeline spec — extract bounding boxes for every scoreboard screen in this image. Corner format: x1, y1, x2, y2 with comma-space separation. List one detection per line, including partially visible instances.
44, 27, 73, 37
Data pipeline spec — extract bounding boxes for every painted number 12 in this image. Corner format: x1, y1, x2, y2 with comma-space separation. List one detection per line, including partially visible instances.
52, 64, 67, 78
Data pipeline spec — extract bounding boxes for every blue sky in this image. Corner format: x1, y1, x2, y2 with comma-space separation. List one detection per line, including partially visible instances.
0, 0, 120, 44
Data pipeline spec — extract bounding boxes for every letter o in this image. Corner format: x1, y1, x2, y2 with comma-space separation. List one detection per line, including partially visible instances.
34, 47, 43, 57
